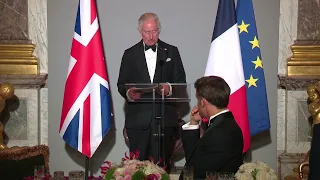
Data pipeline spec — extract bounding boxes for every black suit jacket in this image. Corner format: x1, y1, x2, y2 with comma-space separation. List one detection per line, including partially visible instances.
308, 124, 320, 179
181, 112, 243, 179
117, 40, 186, 129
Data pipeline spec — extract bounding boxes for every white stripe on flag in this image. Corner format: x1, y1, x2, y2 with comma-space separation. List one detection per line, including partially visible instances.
89, 75, 103, 154
67, 56, 77, 78
204, 24, 245, 94
78, 106, 83, 152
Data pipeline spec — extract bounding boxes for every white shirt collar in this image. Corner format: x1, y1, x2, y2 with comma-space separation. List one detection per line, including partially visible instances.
208, 109, 229, 125
143, 42, 158, 48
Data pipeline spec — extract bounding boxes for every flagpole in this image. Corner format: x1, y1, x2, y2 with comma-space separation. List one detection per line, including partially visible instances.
85, 156, 90, 180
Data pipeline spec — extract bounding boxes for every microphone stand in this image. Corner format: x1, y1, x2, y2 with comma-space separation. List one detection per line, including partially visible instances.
152, 54, 165, 165
158, 59, 165, 166
152, 46, 166, 166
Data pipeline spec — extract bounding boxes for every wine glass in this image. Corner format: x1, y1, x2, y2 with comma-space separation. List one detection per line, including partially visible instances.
206, 171, 218, 180
217, 172, 234, 180
182, 166, 194, 180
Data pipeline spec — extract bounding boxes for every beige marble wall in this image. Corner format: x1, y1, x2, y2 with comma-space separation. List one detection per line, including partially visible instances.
277, 0, 299, 157
277, 0, 298, 158
5, 89, 39, 147
28, 0, 48, 145
40, 88, 48, 144
277, 0, 301, 177
277, 0, 298, 75
286, 91, 310, 153
28, 0, 47, 74
277, 89, 286, 153
297, 0, 320, 40
0, 0, 29, 42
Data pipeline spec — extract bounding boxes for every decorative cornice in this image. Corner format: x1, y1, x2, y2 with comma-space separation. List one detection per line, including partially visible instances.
0, 74, 47, 89
278, 75, 320, 90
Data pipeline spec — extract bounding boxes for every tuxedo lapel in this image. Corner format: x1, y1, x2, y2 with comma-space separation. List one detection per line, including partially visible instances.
135, 41, 151, 83
203, 114, 225, 136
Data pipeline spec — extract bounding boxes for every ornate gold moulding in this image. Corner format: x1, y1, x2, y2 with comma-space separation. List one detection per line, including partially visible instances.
287, 42, 320, 76
0, 44, 38, 75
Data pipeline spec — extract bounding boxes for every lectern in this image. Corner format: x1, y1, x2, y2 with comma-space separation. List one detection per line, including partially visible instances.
125, 83, 191, 164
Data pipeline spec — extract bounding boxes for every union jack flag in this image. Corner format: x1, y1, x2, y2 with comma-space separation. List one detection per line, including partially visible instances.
59, 0, 112, 158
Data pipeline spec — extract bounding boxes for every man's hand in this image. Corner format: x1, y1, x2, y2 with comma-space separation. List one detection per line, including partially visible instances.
190, 106, 201, 125
127, 87, 142, 101
159, 83, 170, 96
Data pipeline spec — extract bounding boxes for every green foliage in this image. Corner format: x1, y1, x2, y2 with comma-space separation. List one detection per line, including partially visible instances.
104, 167, 116, 180
251, 168, 259, 180
131, 170, 146, 180
161, 173, 170, 180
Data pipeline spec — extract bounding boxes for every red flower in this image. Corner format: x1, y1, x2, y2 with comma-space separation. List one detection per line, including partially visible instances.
122, 150, 140, 161
99, 161, 112, 175
144, 174, 159, 180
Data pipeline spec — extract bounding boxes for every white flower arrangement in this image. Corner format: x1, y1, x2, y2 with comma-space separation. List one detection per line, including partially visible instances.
235, 161, 278, 180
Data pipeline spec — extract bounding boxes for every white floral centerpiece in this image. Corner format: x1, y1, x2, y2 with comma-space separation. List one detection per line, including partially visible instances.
235, 161, 278, 180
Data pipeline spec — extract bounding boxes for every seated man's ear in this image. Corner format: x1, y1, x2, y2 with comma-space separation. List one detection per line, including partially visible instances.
200, 98, 207, 108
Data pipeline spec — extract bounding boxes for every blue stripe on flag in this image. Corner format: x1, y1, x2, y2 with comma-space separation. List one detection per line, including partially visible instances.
100, 84, 111, 136
63, 110, 80, 150
237, 0, 270, 136
212, 0, 237, 41
74, 2, 81, 36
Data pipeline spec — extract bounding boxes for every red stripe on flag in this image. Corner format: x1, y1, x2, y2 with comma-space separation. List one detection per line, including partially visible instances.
228, 85, 250, 153
90, 0, 97, 24
82, 95, 91, 157
60, 30, 107, 130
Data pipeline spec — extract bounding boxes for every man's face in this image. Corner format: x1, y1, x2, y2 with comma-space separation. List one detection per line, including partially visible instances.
196, 96, 206, 119
140, 19, 160, 46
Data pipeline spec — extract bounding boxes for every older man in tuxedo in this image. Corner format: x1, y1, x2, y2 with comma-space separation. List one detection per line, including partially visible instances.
180, 76, 244, 179
117, 12, 186, 170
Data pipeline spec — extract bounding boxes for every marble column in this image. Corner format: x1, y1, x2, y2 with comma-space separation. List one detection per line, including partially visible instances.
277, 0, 299, 178
277, 0, 298, 154
28, 0, 48, 145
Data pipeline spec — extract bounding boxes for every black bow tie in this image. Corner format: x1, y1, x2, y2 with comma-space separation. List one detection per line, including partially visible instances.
144, 44, 157, 52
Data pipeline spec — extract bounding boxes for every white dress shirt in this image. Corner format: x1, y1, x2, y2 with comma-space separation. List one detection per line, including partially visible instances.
182, 109, 230, 130
144, 47, 157, 82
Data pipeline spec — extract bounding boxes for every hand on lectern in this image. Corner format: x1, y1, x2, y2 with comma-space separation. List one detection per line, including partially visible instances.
127, 87, 142, 101
158, 83, 170, 96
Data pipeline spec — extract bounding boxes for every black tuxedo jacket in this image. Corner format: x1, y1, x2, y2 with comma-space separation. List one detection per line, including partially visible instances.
308, 124, 320, 179
117, 40, 186, 129
181, 112, 244, 179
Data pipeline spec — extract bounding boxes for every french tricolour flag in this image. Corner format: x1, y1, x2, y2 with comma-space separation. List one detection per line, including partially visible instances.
59, 0, 112, 158
204, 0, 250, 153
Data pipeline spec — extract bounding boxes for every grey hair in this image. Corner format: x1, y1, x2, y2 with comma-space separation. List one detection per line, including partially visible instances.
138, 12, 162, 32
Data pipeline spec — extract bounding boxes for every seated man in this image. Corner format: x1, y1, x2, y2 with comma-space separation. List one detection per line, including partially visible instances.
180, 76, 243, 179
308, 123, 320, 179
